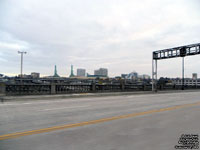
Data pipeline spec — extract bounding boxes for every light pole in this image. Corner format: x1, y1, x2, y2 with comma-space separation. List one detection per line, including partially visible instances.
18, 51, 27, 77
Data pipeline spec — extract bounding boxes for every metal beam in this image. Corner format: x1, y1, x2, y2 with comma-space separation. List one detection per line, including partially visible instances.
152, 43, 200, 92
153, 43, 200, 60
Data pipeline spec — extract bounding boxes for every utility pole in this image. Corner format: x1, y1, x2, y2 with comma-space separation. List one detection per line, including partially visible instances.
18, 51, 27, 77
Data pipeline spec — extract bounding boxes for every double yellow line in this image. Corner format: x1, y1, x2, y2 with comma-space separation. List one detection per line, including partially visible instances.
0, 102, 200, 141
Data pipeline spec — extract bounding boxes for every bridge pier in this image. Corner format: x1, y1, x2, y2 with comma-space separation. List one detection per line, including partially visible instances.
92, 83, 96, 92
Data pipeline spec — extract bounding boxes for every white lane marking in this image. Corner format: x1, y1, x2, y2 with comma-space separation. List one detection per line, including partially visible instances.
23, 103, 31, 104
0, 103, 14, 106
41, 105, 91, 111
0, 102, 32, 106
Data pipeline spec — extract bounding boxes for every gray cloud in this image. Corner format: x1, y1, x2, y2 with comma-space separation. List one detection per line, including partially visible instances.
0, 0, 200, 77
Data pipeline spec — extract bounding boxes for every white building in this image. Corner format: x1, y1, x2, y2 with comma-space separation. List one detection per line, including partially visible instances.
31, 72, 40, 78
192, 73, 198, 80
77, 69, 86, 77
94, 68, 108, 77
141, 74, 151, 79
172, 78, 200, 86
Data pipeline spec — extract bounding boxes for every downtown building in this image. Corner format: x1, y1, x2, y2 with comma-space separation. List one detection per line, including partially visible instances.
31, 72, 40, 78
94, 68, 108, 77
77, 68, 86, 77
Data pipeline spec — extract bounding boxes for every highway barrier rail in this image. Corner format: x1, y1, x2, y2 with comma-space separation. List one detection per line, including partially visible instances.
0, 83, 200, 96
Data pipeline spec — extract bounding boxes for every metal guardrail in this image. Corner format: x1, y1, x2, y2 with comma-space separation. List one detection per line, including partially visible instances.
56, 84, 91, 94
95, 84, 122, 92
1, 83, 200, 96
5, 84, 51, 95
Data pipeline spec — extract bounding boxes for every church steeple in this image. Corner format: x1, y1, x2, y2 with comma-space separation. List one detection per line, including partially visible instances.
53, 65, 60, 77
69, 65, 75, 77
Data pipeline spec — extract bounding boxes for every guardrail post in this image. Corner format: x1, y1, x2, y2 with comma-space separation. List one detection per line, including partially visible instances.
143, 84, 146, 91
120, 81, 125, 91
0, 83, 6, 94
173, 84, 176, 90
92, 82, 96, 92
51, 84, 56, 94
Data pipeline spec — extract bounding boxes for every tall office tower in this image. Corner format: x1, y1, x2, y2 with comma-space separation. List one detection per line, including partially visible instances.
77, 69, 86, 77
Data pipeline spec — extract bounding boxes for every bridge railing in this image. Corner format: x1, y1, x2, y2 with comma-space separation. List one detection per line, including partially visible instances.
157, 84, 200, 90
56, 84, 91, 94
95, 84, 121, 92
5, 84, 51, 95
1, 83, 200, 96
124, 84, 152, 91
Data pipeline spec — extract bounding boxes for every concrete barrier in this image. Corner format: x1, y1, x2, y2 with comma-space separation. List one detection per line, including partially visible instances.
0, 83, 5, 102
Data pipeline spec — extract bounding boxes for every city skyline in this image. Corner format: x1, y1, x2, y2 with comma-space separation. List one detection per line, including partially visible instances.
0, 0, 200, 77
0, 63, 153, 79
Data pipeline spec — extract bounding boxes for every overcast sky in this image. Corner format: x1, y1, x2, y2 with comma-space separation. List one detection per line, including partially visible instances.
0, 0, 200, 77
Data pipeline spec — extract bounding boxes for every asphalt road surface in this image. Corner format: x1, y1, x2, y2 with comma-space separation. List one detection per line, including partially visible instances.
0, 91, 200, 150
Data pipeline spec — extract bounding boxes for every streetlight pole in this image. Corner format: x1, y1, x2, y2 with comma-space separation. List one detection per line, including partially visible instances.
18, 51, 27, 77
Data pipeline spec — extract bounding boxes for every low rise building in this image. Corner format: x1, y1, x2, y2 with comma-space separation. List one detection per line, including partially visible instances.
31, 72, 40, 78
192, 73, 198, 80
172, 78, 200, 86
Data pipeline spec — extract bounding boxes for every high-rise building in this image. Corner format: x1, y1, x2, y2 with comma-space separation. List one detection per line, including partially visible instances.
94, 68, 108, 77
77, 69, 86, 77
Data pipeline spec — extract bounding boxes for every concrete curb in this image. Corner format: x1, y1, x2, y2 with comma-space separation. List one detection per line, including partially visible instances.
1, 90, 200, 102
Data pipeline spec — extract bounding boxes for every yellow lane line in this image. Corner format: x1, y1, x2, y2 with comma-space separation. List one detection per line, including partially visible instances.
0, 102, 200, 140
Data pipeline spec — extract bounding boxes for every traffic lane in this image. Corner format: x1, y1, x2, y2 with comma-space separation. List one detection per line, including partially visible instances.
0, 102, 199, 141
0, 104, 199, 150
0, 101, 200, 136
1, 91, 200, 115
2, 91, 200, 106
1, 92, 200, 135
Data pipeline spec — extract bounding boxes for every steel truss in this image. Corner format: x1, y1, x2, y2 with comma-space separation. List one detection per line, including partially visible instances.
152, 43, 200, 91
